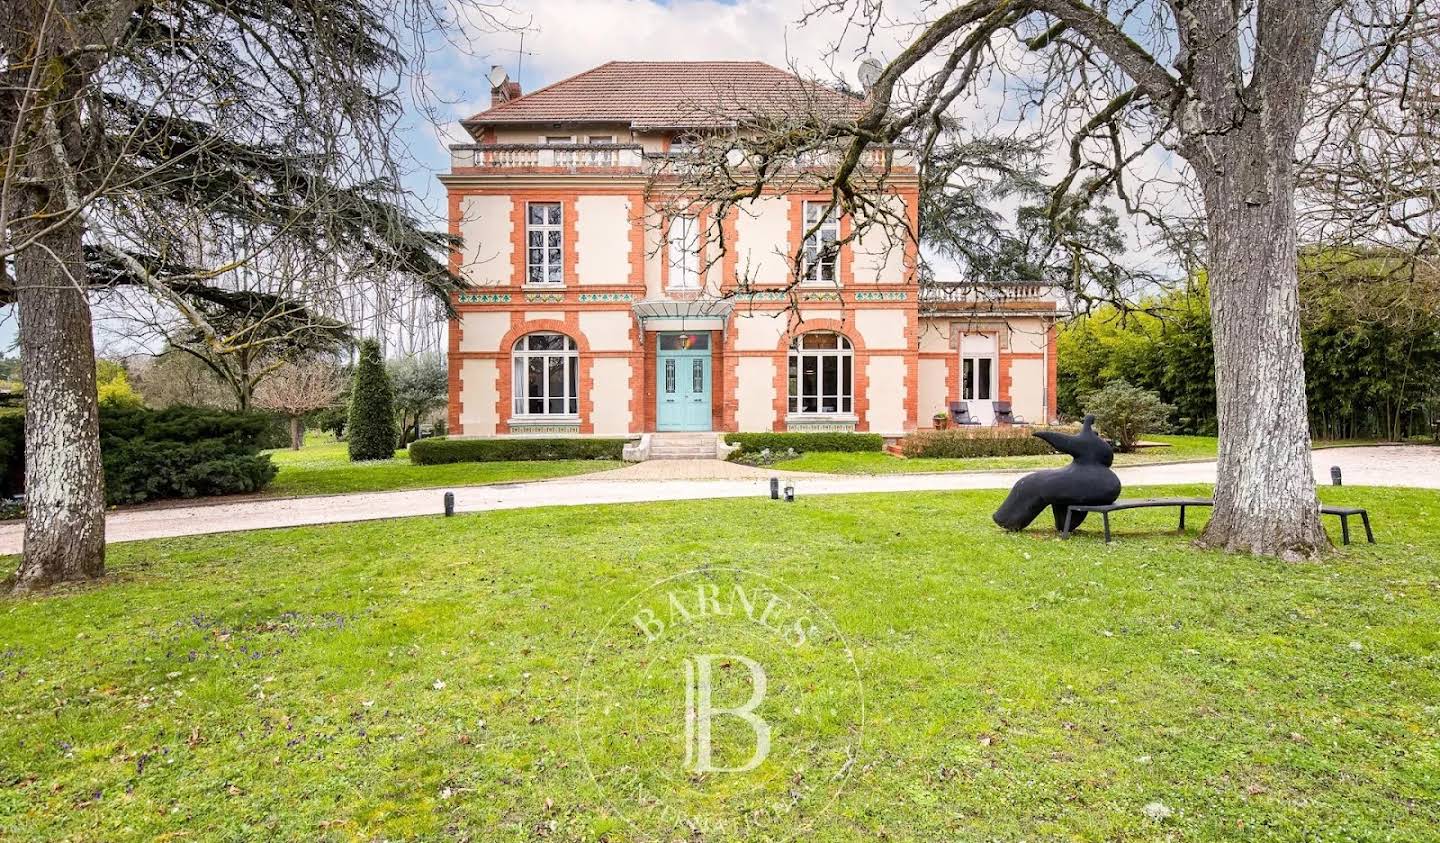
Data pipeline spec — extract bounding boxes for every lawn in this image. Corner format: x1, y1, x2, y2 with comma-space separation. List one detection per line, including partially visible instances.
2, 485, 1437, 840
777, 434, 1222, 474
262, 434, 622, 496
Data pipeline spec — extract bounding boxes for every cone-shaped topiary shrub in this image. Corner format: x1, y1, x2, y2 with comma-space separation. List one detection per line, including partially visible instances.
347, 339, 398, 461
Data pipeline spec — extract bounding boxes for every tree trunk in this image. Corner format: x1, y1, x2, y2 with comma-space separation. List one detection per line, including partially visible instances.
11, 220, 107, 591
1196, 139, 1327, 559
289, 415, 304, 450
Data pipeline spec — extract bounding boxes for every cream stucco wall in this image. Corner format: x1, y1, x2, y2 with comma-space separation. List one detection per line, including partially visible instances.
1008, 358, 1045, 423
576, 195, 632, 284
588, 358, 633, 434
918, 357, 949, 426
459, 196, 514, 286
865, 355, 907, 434
734, 311, 789, 351
458, 311, 512, 354
735, 357, 777, 431
851, 195, 909, 284
1006, 318, 1050, 354
854, 309, 908, 350
578, 311, 632, 351
917, 319, 951, 352
797, 309, 842, 324
733, 197, 790, 285
643, 205, 663, 297
458, 358, 500, 436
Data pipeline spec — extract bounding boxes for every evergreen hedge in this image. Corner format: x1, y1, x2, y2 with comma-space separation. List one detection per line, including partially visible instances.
347, 339, 398, 461
409, 437, 629, 464
0, 405, 278, 505
901, 427, 1060, 459
723, 432, 885, 455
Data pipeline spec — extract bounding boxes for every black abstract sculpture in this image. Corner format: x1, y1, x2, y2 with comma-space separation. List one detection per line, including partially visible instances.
993, 415, 1122, 532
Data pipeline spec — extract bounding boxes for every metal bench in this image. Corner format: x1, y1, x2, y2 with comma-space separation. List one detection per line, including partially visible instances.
1061, 498, 1374, 545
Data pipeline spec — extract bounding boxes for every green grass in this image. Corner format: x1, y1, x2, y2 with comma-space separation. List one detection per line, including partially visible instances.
777, 434, 1222, 474
262, 434, 621, 496
2, 485, 1437, 840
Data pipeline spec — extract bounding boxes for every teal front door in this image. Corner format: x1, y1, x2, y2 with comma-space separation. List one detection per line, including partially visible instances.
656, 333, 712, 431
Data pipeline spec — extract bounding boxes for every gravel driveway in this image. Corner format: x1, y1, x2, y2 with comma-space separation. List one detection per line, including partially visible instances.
0, 446, 1434, 552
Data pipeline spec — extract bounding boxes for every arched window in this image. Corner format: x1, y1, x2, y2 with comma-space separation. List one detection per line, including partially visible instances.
788, 332, 853, 415
512, 333, 579, 416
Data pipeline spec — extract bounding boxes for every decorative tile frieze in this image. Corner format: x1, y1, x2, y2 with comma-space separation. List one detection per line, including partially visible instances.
507, 422, 581, 435
786, 420, 858, 433
855, 291, 908, 301
800, 291, 842, 302
457, 292, 512, 304
577, 292, 635, 303
736, 291, 787, 301
523, 292, 565, 303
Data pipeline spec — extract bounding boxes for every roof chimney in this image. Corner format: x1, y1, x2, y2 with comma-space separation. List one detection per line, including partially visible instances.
489, 65, 522, 107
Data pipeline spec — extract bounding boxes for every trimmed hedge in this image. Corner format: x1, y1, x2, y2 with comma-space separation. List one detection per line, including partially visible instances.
0, 410, 24, 498
902, 427, 1063, 459
409, 437, 630, 465
0, 405, 278, 505
723, 432, 885, 455
100, 406, 278, 504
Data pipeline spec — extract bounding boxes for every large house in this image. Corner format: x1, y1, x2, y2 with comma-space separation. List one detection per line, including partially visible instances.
440, 61, 1058, 441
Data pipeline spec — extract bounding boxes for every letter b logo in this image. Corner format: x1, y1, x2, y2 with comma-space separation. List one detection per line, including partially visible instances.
683, 654, 770, 774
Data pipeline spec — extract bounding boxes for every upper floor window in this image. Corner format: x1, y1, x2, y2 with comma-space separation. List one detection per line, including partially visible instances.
526, 202, 563, 284
667, 215, 700, 289
512, 332, 578, 416
586, 135, 614, 144
788, 332, 853, 415
540, 135, 574, 144
802, 201, 839, 283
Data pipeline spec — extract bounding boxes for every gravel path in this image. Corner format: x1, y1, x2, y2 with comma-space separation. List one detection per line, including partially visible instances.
0, 446, 1434, 552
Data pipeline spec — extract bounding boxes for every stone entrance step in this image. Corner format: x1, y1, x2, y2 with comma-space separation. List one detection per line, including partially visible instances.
645, 432, 722, 461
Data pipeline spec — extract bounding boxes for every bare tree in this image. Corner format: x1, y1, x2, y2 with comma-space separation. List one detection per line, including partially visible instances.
1, 0, 513, 590
673, 0, 1430, 558
253, 360, 345, 449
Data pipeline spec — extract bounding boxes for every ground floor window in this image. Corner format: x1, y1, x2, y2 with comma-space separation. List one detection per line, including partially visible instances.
512, 332, 579, 416
789, 332, 853, 414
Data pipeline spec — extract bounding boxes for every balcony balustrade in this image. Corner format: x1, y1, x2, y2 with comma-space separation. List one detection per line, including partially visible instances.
449, 143, 912, 173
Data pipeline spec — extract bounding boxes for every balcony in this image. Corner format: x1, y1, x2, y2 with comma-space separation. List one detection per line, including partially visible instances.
449, 143, 914, 174
450, 143, 647, 171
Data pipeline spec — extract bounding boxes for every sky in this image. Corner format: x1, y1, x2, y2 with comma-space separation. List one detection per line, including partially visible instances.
397, 0, 934, 220
2, 0, 1179, 360
398, 0, 1182, 271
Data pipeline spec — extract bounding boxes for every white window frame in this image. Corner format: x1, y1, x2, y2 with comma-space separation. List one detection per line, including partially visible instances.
961, 352, 996, 402
539, 135, 576, 144
511, 333, 579, 417
586, 135, 615, 144
801, 201, 839, 284
525, 201, 563, 285
788, 332, 854, 415
667, 215, 700, 290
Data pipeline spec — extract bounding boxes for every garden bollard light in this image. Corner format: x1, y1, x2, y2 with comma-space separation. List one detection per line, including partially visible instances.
784, 485, 795, 502
444, 491, 455, 516
1331, 466, 1342, 486
770, 477, 780, 500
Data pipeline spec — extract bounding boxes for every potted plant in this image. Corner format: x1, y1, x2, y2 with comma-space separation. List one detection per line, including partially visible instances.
932, 411, 949, 430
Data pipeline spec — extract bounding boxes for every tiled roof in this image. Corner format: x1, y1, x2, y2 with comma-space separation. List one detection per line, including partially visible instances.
464, 61, 864, 129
